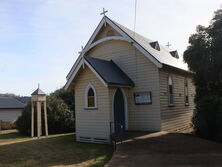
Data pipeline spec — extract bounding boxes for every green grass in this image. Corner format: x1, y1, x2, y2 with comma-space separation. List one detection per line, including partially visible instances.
0, 130, 113, 167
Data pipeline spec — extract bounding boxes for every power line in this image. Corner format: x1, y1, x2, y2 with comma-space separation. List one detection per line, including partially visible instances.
134, 0, 137, 33
134, 0, 138, 83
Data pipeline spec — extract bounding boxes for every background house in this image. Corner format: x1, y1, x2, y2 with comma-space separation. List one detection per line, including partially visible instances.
0, 96, 26, 122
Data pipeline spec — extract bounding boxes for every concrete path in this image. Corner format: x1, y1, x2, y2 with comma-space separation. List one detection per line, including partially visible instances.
106, 132, 222, 167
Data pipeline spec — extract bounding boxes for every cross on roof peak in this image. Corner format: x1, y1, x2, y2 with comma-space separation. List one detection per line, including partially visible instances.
78, 46, 84, 54
166, 42, 172, 48
100, 8, 108, 17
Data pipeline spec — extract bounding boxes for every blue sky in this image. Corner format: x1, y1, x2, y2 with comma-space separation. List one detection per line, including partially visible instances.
1, 0, 222, 96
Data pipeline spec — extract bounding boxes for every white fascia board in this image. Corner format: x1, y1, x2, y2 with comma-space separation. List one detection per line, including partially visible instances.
66, 18, 106, 80
65, 58, 108, 90
106, 18, 162, 68
66, 56, 82, 80
105, 19, 132, 41
84, 19, 106, 51
64, 59, 83, 90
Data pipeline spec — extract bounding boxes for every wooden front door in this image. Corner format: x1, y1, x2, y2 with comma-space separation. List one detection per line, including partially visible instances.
114, 88, 125, 133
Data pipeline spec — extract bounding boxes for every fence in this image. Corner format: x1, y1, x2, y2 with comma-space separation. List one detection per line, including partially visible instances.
110, 122, 124, 149
0, 120, 14, 131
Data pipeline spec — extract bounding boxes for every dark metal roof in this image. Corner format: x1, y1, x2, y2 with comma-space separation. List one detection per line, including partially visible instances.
31, 88, 46, 95
84, 56, 134, 87
0, 97, 26, 109
15, 96, 31, 104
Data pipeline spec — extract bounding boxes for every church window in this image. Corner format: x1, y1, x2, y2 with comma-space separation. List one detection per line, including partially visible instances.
85, 84, 97, 108
168, 75, 174, 106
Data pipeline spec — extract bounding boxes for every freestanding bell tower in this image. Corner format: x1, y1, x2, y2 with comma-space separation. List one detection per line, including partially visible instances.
31, 86, 48, 138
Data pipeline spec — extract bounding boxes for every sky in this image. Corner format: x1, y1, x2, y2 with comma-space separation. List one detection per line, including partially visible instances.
0, 0, 222, 96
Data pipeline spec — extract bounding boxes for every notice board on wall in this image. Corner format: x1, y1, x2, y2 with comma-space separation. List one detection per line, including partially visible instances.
134, 92, 152, 105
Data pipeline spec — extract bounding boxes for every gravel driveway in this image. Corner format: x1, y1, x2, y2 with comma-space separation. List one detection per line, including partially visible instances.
106, 131, 222, 167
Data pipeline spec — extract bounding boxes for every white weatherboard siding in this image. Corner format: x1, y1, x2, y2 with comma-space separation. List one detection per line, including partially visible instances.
74, 67, 111, 143
159, 70, 195, 131
87, 40, 161, 131
0, 109, 23, 122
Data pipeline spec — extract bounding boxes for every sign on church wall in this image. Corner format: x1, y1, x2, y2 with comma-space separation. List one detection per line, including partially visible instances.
134, 92, 152, 105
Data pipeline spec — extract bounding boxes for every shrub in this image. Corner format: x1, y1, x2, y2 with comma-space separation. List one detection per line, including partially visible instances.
16, 102, 32, 135
16, 89, 75, 136
192, 95, 222, 141
47, 95, 75, 134
184, 8, 222, 141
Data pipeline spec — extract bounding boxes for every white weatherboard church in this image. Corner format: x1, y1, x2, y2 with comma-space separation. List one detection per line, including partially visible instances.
65, 15, 195, 143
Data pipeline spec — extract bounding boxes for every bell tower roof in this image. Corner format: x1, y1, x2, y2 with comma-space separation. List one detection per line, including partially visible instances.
31, 88, 46, 96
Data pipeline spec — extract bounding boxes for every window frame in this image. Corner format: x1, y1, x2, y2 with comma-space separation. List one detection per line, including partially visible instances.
167, 75, 174, 106
84, 83, 97, 109
184, 78, 189, 106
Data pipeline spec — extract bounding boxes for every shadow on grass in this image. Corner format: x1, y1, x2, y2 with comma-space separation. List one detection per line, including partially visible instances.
0, 132, 113, 167
0, 132, 25, 140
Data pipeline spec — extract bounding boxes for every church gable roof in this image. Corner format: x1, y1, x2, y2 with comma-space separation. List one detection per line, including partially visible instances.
65, 16, 190, 90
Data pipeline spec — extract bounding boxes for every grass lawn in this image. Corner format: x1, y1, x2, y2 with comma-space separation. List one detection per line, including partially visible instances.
0, 130, 113, 167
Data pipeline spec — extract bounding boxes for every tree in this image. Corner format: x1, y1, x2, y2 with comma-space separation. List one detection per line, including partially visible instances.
184, 9, 222, 141
16, 89, 75, 135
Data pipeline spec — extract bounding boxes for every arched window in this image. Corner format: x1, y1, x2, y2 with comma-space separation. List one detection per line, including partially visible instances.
168, 75, 174, 106
184, 78, 189, 105
85, 84, 97, 108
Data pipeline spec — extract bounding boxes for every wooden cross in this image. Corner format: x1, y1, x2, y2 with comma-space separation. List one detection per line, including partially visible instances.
79, 46, 85, 68
78, 46, 84, 54
100, 8, 108, 17
166, 42, 171, 48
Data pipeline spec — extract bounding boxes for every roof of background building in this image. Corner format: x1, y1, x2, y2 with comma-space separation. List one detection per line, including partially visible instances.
0, 97, 26, 109
15, 96, 31, 104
